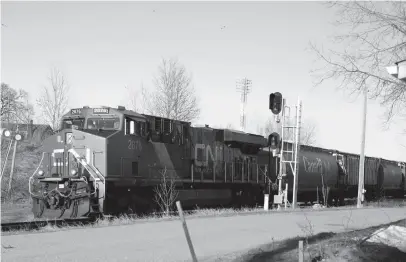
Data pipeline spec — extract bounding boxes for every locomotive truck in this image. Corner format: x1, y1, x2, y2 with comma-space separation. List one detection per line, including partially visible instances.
30, 106, 405, 219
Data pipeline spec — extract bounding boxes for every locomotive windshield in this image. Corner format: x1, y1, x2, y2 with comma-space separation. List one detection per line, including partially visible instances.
62, 118, 85, 129
86, 117, 120, 130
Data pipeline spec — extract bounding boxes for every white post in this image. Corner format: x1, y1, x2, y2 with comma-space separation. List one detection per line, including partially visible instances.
292, 97, 302, 209
357, 86, 368, 208
176, 201, 198, 262
264, 194, 269, 211
284, 183, 288, 209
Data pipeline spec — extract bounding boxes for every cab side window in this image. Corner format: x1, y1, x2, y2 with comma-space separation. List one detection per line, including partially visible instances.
125, 117, 146, 137
125, 118, 136, 135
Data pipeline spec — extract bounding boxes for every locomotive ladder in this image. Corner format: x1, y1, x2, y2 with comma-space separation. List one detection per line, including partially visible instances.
68, 148, 105, 183
276, 97, 302, 209
68, 148, 105, 214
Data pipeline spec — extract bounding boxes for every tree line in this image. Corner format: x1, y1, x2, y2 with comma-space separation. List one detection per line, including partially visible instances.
1, 57, 319, 145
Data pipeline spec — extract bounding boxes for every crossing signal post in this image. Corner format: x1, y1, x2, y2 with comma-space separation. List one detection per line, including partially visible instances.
0, 128, 25, 200
268, 92, 302, 210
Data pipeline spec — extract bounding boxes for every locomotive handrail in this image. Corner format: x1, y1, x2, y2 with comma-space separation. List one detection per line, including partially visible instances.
28, 152, 47, 198
68, 148, 105, 184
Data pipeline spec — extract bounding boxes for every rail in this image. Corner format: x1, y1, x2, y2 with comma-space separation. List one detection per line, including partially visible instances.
1, 217, 94, 232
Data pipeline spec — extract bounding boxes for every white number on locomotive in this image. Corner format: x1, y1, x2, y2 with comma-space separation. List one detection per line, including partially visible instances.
128, 139, 142, 151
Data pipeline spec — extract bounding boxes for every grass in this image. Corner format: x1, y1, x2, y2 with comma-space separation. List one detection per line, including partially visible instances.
231, 217, 406, 262
1, 198, 405, 236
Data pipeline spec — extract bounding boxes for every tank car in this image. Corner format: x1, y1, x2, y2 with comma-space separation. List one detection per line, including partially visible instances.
30, 106, 270, 219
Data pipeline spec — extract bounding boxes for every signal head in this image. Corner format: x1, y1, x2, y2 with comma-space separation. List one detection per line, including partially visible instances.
269, 92, 283, 115
268, 132, 281, 150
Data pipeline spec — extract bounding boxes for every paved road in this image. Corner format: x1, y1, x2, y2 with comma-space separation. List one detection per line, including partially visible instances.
2, 207, 406, 262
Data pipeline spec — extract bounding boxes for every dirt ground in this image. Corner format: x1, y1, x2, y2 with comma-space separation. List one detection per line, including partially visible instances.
233, 219, 406, 262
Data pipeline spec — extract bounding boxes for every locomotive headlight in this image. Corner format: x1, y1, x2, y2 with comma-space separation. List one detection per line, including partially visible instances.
38, 170, 44, 176
70, 169, 77, 176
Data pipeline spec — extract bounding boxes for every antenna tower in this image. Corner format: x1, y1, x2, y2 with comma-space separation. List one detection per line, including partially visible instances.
236, 78, 252, 132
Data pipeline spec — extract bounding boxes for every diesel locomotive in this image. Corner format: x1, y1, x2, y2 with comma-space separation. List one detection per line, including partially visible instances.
30, 106, 406, 219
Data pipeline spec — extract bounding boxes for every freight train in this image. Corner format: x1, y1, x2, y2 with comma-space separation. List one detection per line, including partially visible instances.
29, 106, 405, 219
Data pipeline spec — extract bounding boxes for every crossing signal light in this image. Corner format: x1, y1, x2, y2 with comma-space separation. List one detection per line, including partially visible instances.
269, 92, 283, 115
268, 132, 281, 150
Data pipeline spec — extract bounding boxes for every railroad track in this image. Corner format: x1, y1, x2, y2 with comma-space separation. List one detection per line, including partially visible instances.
1, 217, 95, 232
2, 198, 404, 233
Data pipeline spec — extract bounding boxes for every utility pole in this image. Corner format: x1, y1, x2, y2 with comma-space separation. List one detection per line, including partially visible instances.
357, 85, 368, 208
236, 78, 252, 132
292, 98, 302, 209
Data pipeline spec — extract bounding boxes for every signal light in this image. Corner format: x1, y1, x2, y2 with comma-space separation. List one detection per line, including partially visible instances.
14, 133, 23, 141
269, 92, 283, 115
268, 132, 281, 150
0, 128, 24, 141
1, 128, 11, 138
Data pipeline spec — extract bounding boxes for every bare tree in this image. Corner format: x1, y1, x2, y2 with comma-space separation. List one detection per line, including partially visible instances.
125, 85, 140, 112
1, 83, 34, 124
257, 117, 318, 146
124, 82, 150, 114
310, 2, 406, 124
147, 58, 200, 122
36, 68, 69, 131
153, 167, 179, 216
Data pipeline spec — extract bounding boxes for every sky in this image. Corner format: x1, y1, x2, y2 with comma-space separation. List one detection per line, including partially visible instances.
1, 1, 405, 162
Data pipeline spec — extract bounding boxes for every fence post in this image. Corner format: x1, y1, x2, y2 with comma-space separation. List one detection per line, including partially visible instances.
298, 240, 304, 262
176, 201, 198, 262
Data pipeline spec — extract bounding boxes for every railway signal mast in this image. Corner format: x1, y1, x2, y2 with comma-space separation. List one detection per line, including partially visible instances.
268, 93, 302, 209
0, 127, 25, 200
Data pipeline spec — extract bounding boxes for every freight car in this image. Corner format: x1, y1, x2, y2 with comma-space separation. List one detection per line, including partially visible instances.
257, 144, 405, 205
30, 106, 270, 219
257, 144, 346, 206
333, 151, 405, 200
